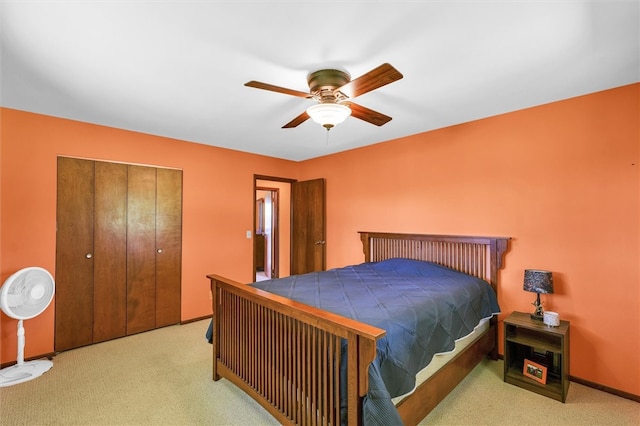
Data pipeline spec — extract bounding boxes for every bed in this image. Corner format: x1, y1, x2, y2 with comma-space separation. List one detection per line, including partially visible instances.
207, 232, 509, 425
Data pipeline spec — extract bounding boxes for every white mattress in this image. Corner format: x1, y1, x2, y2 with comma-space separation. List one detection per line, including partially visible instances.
392, 316, 491, 405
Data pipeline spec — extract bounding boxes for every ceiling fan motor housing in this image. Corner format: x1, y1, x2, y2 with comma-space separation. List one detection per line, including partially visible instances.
307, 69, 350, 102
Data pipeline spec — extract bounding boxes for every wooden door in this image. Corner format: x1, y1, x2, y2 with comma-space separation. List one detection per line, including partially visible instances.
93, 161, 128, 342
155, 168, 182, 328
55, 157, 95, 351
126, 165, 157, 335
291, 178, 326, 274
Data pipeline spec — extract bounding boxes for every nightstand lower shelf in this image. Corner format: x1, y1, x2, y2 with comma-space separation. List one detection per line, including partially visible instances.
505, 367, 565, 401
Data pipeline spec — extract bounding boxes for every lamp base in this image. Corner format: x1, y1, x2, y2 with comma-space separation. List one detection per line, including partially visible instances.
530, 313, 544, 321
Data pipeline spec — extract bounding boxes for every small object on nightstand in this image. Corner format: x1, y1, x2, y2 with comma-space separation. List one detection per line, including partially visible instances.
523, 269, 554, 321
543, 311, 560, 326
504, 311, 570, 402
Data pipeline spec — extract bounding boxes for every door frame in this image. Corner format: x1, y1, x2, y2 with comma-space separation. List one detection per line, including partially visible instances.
254, 175, 295, 281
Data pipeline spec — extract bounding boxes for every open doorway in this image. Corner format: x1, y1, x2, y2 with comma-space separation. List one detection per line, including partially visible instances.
255, 188, 277, 281
254, 177, 293, 282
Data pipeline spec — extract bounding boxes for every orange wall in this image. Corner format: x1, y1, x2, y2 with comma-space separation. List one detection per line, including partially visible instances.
299, 83, 639, 396
0, 108, 298, 362
1, 83, 638, 396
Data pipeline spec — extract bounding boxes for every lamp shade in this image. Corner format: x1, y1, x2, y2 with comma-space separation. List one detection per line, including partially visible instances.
306, 103, 351, 129
523, 269, 553, 294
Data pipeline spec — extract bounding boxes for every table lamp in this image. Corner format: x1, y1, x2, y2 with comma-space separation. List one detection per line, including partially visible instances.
523, 269, 553, 321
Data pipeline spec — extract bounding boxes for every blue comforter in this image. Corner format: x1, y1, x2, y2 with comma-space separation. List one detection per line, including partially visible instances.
208, 258, 500, 425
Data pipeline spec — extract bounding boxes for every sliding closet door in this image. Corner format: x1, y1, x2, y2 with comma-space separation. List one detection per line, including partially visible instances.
126, 165, 158, 335
93, 161, 127, 343
55, 158, 95, 352
155, 168, 182, 327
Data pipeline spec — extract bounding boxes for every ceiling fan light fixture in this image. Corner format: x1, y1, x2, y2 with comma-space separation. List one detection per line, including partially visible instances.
306, 103, 351, 130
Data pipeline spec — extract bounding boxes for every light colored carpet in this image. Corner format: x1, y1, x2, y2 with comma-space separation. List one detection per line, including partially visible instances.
1, 319, 638, 425
421, 356, 639, 426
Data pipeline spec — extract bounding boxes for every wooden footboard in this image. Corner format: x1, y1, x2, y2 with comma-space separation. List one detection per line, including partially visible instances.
208, 274, 385, 425
208, 232, 509, 425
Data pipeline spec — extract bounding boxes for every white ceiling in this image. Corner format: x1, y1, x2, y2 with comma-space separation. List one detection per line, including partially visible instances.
1, 1, 638, 161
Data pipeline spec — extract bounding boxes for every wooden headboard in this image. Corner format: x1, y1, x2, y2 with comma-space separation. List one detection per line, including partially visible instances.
359, 231, 510, 293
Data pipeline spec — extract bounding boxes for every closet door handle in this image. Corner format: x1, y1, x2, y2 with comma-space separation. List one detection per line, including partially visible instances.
157, 248, 163, 254
315, 240, 325, 245
85, 253, 93, 259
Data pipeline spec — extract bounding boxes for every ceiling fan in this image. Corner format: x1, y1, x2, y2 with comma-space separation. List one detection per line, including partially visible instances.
245, 63, 403, 130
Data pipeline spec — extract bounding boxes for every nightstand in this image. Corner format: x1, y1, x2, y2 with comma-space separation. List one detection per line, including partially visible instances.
503, 311, 570, 402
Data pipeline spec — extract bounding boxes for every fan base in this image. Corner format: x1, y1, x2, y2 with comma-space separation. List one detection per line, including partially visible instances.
0, 359, 53, 387
307, 69, 350, 94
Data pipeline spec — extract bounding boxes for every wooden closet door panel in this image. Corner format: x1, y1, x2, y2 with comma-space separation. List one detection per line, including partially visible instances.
155, 168, 182, 327
93, 161, 127, 342
55, 157, 95, 351
127, 165, 157, 335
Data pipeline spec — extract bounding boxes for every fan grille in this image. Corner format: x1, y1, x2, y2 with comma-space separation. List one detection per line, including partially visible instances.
1, 267, 55, 320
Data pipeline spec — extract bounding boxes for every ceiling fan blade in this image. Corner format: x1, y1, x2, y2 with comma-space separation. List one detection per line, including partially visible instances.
338, 63, 403, 99
343, 102, 392, 126
282, 111, 310, 128
245, 81, 310, 98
